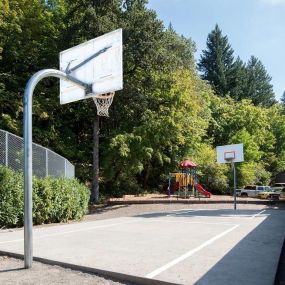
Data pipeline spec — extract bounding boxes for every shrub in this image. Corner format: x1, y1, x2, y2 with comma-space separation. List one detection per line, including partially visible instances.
0, 166, 89, 228
33, 177, 90, 224
0, 166, 24, 228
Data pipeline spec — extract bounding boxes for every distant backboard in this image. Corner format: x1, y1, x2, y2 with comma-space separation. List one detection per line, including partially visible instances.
216, 144, 244, 164
59, 29, 123, 104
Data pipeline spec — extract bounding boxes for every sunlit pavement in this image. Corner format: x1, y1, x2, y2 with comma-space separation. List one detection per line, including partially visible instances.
0, 208, 284, 285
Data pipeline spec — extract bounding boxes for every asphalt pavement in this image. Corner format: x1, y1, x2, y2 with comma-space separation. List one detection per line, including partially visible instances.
0, 208, 284, 285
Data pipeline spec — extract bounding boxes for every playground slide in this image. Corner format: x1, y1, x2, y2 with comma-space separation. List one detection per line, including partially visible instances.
195, 183, 211, 198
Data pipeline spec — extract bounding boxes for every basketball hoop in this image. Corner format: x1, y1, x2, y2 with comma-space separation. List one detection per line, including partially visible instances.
92, 92, 115, 117
224, 151, 235, 162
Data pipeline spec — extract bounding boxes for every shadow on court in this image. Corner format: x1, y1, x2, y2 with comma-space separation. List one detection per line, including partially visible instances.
191, 208, 285, 285
88, 204, 129, 215
132, 206, 285, 285
134, 208, 268, 219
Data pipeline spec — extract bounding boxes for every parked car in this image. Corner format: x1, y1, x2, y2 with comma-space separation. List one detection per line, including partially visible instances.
271, 183, 285, 192
257, 191, 279, 200
236, 185, 271, 198
280, 188, 285, 199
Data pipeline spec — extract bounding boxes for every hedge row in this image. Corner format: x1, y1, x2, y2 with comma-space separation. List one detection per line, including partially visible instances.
0, 166, 89, 228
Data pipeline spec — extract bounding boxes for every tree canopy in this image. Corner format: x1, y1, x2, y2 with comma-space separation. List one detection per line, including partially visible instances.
0, 1, 283, 196
198, 25, 276, 107
198, 24, 235, 97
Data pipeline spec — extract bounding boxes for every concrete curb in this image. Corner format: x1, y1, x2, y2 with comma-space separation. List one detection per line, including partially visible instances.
107, 199, 282, 206
0, 250, 178, 285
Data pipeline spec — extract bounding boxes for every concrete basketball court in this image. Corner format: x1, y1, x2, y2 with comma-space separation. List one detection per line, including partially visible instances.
0, 208, 284, 285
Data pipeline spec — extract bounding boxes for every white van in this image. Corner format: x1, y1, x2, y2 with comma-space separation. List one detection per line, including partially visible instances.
271, 183, 285, 192
236, 185, 271, 198
280, 188, 285, 199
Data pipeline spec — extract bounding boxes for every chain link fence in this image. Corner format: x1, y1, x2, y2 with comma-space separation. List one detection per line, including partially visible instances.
0, 129, 74, 179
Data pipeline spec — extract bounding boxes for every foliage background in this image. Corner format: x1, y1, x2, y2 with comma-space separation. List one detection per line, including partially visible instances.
1, 0, 285, 197
0, 166, 89, 228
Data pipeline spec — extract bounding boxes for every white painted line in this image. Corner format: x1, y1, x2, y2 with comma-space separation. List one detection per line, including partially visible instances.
145, 224, 239, 279
139, 208, 199, 216
167, 213, 261, 219
0, 219, 140, 245
171, 209, 199, 212
250, 210, 266, 219
171, 208, 218, 212
221, 214, 254, 217
150, 219, 238, 227
166, 209, 200, 217
167, 214, 232, 218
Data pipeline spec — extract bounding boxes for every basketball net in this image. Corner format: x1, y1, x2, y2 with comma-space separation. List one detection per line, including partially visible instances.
92, 92, 115, 117
225, 157, 235, 170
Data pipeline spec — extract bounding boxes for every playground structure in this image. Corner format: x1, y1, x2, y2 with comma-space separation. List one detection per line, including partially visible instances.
168, 160, 211, 198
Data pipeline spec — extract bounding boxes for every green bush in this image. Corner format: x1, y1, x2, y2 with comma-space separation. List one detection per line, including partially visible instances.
0, 166, 24, 228
0, 166, 89, 228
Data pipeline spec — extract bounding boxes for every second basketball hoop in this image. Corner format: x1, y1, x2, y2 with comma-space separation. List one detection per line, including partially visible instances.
216, 144, 244, 164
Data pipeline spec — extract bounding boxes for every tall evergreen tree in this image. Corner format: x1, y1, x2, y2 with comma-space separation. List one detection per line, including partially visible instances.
243, 56, 276, 107
229, 56, 247, 101
281, 91, 285, 105
281, 91, 285, 113
198, 24, 235, 96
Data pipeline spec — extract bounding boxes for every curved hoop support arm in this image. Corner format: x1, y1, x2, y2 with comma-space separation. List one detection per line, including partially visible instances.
23, 69, 90, 269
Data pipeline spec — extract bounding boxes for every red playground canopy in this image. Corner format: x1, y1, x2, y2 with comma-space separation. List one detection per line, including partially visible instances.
180, 160, 197, 168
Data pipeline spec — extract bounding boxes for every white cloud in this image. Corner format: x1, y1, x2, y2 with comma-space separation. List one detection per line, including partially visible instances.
260, 0, 285, 5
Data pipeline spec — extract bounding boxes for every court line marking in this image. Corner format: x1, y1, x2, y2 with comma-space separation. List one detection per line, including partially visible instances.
171, 208, 218, 212
166, 214, 249, 218
150, 219, 238, 227
139, 209, 200, 216
250, 209, 266, 219
0, 216, 239, 246
0, 219, 140, 245
167, 210, 267, 218
0, 209, 265, 245
166, 210, 199, 217
145, 224, 239, 279
171, 209, 201, 212
0, 218, 237, 245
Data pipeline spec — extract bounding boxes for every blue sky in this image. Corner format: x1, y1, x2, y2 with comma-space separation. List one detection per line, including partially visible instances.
147, 0, 285, 100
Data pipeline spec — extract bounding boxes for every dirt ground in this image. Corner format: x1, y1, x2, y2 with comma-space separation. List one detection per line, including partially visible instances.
1, 201, 283, 285
0, 256, 135, 285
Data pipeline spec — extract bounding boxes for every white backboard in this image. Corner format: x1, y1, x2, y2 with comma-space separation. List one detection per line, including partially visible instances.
216, 143, 244, 164
59, 29, 123, 104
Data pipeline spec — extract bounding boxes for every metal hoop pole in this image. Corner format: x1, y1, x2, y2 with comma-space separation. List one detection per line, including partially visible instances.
233, 162, 237, 210
24, 69, 88, 268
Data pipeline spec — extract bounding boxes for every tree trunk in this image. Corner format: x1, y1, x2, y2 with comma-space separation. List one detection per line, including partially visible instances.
91, 115, 99, 202
143, 162, 151, 190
